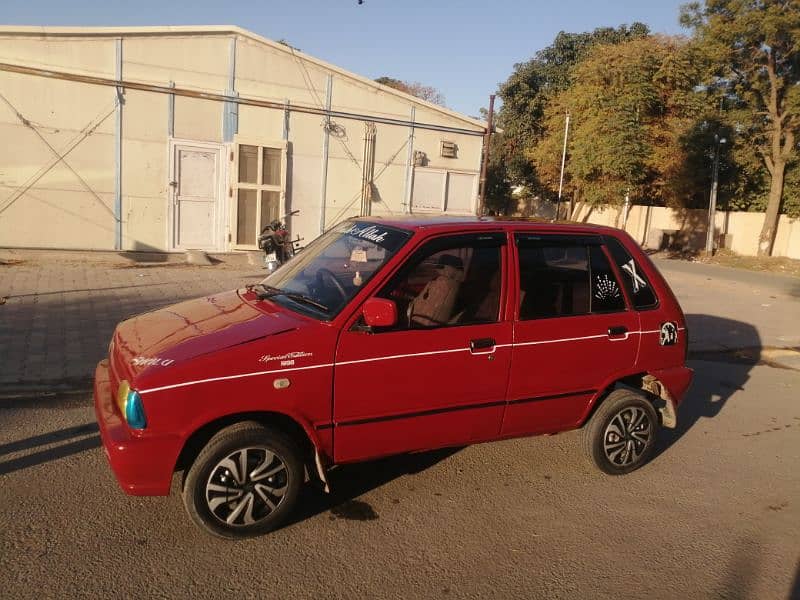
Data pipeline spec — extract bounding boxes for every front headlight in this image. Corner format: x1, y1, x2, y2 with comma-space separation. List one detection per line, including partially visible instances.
116, 380, 147, 430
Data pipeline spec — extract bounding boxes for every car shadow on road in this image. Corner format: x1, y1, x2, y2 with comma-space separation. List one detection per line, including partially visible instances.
281, 446, 462, 528
0, 422, 100, 476
654, 314, 760, 459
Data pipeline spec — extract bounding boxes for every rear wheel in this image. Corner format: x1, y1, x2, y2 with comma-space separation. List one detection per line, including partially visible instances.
182, 422, 303, 539
582, 389, 658, 475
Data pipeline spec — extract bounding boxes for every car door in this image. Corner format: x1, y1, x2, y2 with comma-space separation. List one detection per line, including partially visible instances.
502, 233, 640, 437
333, 232, 513, 463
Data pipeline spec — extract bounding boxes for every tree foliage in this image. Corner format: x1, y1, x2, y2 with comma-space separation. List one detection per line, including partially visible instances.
681, 0, 800, 254
374, 76, 446, 106
489, 3, 799, 254
530, 37, 707, 210
495, 23, 651, 193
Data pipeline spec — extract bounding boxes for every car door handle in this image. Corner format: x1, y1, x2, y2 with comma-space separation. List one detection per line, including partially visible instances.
470, 337, 496, 352
607, 326, 628, 337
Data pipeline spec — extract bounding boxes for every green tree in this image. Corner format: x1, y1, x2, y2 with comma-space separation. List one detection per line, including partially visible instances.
681, 0, 800, 255
530, 37, 704, 215
374, 76, 446, 106
496, 23, 651, 194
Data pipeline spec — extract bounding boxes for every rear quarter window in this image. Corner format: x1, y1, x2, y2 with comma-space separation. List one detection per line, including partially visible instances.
605, 237, 658, 309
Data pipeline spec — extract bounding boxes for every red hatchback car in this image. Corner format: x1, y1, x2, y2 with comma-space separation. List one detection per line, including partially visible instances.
94, 217, 692, 538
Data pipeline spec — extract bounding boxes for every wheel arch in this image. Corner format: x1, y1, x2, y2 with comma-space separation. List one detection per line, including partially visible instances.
581, 371, 677, 429
174, 410, 325, 478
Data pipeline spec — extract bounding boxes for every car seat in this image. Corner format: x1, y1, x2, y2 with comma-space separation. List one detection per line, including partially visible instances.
408, 254, 464, 327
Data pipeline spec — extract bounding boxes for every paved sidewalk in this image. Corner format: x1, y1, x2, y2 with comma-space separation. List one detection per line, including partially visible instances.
1, 251, 263, 393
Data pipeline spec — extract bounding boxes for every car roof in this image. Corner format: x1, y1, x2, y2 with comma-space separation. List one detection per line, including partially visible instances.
351, 215, 623, 236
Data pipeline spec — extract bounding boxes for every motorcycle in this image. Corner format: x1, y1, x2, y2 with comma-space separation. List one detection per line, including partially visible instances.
258, 210, 302, 272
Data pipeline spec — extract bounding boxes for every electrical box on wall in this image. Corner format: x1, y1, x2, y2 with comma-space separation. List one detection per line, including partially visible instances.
440, 141, 458, 158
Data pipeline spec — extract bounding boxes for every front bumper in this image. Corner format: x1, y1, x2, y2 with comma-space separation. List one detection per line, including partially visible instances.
94, 360, 181, 496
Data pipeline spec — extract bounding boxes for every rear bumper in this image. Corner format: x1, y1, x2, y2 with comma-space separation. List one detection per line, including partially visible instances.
652, 365, 694, 407
94, 360, 180, 496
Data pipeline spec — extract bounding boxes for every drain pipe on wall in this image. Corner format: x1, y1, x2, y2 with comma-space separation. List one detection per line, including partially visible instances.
318, 74, 333, 234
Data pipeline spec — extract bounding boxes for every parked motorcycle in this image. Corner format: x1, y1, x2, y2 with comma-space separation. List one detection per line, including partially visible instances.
258, 210, 302, 272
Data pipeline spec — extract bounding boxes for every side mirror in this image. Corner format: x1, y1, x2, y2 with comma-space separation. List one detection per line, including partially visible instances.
362, 298, 397, 328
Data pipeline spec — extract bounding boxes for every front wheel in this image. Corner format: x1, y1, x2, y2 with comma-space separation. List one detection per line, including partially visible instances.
182, 422, 303, 539
581, 389, 659, 475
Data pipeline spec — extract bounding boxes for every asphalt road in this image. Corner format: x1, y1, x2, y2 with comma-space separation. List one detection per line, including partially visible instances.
1, 259, 799, 599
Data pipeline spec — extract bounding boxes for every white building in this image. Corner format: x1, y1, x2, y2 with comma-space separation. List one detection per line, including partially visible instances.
0, 26, 487, 252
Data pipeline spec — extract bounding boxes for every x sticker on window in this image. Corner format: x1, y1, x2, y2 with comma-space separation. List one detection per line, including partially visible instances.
621, 259, 647, 293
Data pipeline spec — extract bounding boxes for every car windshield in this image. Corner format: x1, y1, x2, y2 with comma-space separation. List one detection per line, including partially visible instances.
259, 221, 412, 319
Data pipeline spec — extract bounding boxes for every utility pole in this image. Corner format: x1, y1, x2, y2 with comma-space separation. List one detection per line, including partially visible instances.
477, 94, 495, 216
622, 189, 630, 230
705, 134, 726, 255
556, 111, 570, 221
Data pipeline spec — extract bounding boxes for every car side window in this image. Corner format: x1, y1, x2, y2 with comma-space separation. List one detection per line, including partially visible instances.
518, 243, 590, 319
377, 234, 504, 330
517, 238, 626, 320
604, 237, 658, 309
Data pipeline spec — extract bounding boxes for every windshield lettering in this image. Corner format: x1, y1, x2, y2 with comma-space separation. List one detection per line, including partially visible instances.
344, 224, 390, 244
258, 222, 411, 320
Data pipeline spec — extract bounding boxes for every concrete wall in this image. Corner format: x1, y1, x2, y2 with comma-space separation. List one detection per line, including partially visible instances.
516, 198, 800, 259
0, 27, 485, 252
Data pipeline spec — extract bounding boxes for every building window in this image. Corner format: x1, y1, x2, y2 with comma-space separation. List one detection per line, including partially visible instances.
234, 143, 285, 248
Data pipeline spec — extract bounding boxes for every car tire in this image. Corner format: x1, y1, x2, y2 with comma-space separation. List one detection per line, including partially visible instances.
582, 389, 659, 475
182, 421, 303, 539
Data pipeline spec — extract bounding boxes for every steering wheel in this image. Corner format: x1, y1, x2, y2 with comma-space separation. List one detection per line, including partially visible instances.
315, 268, 347, 304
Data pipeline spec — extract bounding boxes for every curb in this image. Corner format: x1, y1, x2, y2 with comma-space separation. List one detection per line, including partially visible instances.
0, 378, 93, 400
689, 346, 800, 371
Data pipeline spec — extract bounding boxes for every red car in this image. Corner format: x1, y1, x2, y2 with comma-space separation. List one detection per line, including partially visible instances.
94, 217, 692, 538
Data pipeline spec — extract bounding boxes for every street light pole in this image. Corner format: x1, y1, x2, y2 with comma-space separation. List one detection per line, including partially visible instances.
555, 111, 570, 221
705, 134, 726, 255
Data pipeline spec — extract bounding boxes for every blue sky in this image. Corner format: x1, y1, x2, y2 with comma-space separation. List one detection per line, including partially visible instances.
3, 0, 689, 116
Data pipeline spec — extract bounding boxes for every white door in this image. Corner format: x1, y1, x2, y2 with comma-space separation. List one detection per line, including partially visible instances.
411, 169, 446, 213
171, 143, 223, 250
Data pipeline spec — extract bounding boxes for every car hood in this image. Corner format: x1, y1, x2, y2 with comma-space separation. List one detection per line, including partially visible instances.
111, 289, 306, 383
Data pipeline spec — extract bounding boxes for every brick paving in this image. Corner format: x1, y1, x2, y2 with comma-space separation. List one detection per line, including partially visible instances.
0, 251, 263, 392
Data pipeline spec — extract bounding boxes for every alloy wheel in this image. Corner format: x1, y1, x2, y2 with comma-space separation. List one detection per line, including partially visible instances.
205, 447, 289, 527
602, 406, 652, 467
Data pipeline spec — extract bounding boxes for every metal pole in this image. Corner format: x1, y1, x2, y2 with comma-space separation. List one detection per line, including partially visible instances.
167, 80, 175, 138
282, 99, 290, 141
477, 94, 495, 216
556, 111, 570, 221
622, 190, 630, 230
222, 37, 238, 142
318, 74, 333, 234
402, 106, 415, 214
114, 38, 123, 251
705, 136, 722, 254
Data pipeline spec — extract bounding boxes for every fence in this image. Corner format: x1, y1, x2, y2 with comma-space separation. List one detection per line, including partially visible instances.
514, 198, 800, 259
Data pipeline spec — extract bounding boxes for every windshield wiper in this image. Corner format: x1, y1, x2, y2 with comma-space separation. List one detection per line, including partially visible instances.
250, 284, 330, 313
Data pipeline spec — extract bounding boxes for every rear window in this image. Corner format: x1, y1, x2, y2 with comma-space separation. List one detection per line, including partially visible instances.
517, 239, 626, 319
604, 237, 658, 309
